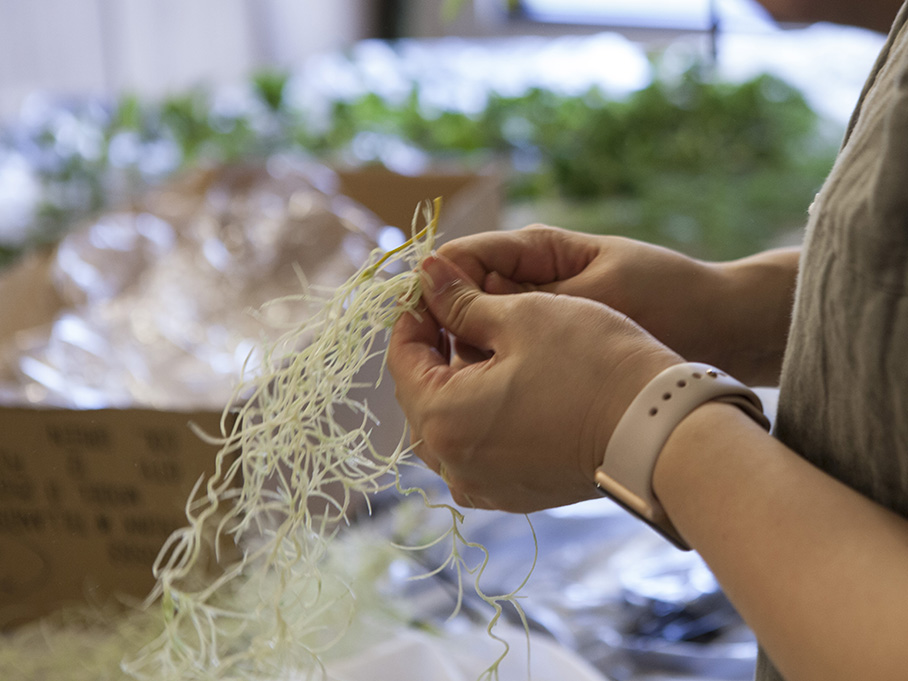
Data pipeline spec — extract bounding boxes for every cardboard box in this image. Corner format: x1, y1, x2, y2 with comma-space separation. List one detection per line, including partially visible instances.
0, 407, 231, 628
335, 165, 502, 243
0, 165, 501, 628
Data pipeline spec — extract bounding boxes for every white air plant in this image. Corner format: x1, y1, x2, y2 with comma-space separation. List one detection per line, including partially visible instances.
114, 197, 534, 681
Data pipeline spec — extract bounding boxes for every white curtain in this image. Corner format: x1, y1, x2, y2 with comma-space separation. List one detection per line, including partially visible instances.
0, 0, 372, 119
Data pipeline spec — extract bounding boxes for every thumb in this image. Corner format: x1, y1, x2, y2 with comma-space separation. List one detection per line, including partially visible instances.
420, 254, 498, 348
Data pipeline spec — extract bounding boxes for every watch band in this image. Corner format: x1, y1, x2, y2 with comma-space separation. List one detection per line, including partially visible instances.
595, 362, 771, 550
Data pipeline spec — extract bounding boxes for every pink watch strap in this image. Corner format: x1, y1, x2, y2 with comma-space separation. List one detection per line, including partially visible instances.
595, 363, 771, 550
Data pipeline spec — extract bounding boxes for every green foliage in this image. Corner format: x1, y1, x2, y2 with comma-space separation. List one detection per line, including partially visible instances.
482, 67, 836, 258
252, 70, 289, 112
304, 64, 836, 258
0, 56, 839, 265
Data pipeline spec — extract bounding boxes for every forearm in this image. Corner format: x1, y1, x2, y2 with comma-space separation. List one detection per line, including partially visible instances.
706, 247, 800, 386
653, 402, 908, 681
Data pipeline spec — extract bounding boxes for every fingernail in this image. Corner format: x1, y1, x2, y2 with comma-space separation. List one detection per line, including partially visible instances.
420, 254, 459, 296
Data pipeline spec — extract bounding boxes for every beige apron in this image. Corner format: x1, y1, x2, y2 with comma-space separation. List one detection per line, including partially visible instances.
760, 3, 908, 678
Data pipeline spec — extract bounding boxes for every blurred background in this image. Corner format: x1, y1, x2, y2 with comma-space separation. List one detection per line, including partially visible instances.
0, 2, 896, 680
0, 0, 888, 268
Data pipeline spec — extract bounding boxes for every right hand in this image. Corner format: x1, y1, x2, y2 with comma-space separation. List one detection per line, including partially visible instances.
387, 253, 681, 512
437, 225, 796, 385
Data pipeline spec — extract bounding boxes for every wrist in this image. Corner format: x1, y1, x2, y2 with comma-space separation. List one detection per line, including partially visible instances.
595, 363, 769, 550
652, 399, 772, 546
714, 248, 799, 386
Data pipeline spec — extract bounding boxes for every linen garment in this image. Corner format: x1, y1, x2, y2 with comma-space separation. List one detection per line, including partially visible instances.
759, 2, 908, 679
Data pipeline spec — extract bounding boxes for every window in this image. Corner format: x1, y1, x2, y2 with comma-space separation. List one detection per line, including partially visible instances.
511, 0, 774, 32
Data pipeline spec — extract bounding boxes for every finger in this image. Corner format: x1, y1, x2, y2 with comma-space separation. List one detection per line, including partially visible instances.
388, 304, 443, 365
534, 268, 602, 299
438, 327, 453, 363
419, 255, 500, 350
452, 337, 494, 367
439, 226, 596, 287
483, 271, 532, 295
387, 304, 452, 407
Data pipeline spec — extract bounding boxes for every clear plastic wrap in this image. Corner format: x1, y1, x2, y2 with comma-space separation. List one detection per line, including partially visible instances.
0, 156, 385, 410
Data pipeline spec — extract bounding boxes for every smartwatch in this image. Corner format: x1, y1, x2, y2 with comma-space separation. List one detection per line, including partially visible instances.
595, 362, 771, 550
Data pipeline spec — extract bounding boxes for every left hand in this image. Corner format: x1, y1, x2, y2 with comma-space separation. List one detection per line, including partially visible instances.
387, 254, 681, 512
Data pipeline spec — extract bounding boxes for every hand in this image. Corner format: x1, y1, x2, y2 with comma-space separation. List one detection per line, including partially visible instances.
387, 253, 681, 512
436, 226, 797, 386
